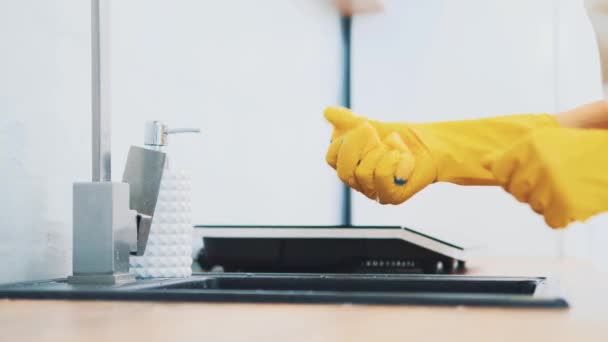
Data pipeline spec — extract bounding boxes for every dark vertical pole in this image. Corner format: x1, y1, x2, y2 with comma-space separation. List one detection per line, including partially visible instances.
340, 16, 352, 226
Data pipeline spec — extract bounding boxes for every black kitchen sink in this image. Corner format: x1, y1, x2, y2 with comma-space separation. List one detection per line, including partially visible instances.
155, 274, 535, 294
0, 273, 568, 308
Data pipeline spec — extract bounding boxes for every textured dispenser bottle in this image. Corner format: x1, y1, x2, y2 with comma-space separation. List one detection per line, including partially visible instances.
129, 121, 200, 278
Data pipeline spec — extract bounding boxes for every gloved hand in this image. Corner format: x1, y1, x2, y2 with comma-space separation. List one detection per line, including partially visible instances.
324, 106, 559, 204
484, 128, 608, 228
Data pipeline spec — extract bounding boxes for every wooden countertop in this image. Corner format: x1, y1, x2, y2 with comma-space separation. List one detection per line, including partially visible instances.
1, 258, 608, 342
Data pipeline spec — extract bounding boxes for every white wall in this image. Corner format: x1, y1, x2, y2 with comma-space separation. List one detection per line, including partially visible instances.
0, 0, 90, 283
351, 0, 605, 259
0, 0, 342, 284
109, 0, 343, 226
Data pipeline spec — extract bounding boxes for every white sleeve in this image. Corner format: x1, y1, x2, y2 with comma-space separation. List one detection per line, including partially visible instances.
585, 0, 608, 95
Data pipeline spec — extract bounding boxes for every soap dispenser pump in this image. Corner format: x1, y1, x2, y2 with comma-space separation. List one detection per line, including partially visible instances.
144, 121, 200, 150
129, 121, 200, 278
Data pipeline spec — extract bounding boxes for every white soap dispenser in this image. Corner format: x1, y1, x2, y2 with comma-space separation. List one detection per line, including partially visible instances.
129, 121, 200, 278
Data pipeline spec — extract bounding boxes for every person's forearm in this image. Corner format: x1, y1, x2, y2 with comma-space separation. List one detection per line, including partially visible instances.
555, 100, 608, 129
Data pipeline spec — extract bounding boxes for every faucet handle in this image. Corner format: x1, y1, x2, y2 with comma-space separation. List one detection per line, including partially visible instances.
144, 121, 201, 147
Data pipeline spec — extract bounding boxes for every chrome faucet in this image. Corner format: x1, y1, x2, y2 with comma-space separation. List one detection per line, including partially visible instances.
68, 0, 197, 285
68, 0, 156, 285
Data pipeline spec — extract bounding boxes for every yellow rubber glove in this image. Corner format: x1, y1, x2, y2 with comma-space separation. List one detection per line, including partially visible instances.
484, 128, 608, 228
325, 107, 559, 204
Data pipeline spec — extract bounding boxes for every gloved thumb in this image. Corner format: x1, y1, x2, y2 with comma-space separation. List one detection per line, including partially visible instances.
324, 106, 366, 139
